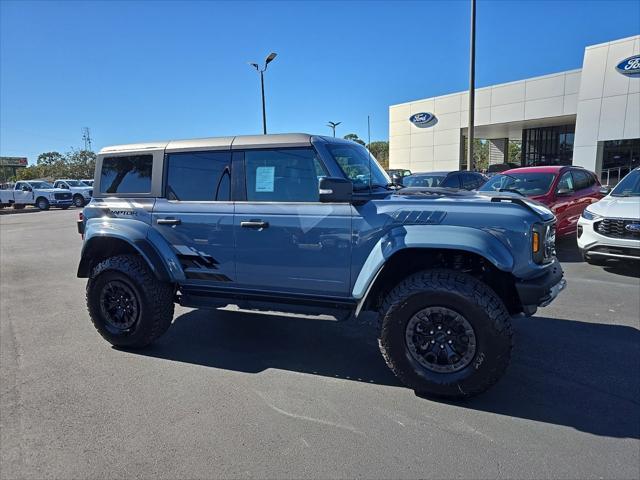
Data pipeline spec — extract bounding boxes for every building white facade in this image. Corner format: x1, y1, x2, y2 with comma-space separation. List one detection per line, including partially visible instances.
389, 35, 640, 180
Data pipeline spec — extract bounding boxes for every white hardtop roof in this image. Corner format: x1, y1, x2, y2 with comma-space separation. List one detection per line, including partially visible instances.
99, 133, 328, 154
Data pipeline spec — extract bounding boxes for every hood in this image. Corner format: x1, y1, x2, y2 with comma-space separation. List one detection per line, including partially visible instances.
35, 188, 69, 194
390, 187, 555, 222
588, 195, 640, 219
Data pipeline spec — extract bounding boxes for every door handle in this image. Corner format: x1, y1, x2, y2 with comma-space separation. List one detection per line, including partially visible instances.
241, 220, 269, 229
157, 218, 181, 225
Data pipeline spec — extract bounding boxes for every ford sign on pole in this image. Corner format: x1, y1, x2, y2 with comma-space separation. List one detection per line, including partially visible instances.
409, 112, 438, 128
616, 55, 640, 78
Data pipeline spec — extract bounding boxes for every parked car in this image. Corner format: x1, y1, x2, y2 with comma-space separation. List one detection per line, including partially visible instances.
81, 179, 94, 187
403, 170, 487, 190
53, 179, 93, 207
0, 180, 73, 210
386, 168, 412, 184
486, 163, 519, 177
479, 166, 604, 237
77, 133, 565, 399
386, 168, 412, 178
578, 167, 640, 264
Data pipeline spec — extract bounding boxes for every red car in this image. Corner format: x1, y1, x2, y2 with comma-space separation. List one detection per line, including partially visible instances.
479, 166, 604, 237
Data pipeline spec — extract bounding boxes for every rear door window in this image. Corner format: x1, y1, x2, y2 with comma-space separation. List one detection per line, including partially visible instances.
572, 169, 593, 190
165, 151, 231, 201
461, 173, 478, 189
100, 155, 153, 194
441, 174, 461, 188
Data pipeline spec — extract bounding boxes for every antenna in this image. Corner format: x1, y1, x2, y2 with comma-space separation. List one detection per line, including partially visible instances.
82, 127, 92, 151
367, 115, 372, 193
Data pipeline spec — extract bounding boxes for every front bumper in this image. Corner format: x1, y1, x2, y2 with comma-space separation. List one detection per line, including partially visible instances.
50, 199, 73, 207
577, 217, 640, 260
515, 258, 566, 315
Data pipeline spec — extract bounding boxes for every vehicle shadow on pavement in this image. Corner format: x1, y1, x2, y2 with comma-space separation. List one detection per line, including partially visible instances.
556, 237, 639, 278
134, 309, 640, 439
0, 207, 41, 215
555, 237, 584, 263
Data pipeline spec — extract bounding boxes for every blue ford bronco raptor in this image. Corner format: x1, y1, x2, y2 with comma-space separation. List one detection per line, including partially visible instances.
77, 134, 566, 398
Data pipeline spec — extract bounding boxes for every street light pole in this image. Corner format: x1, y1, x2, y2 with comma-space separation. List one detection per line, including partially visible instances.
327, 121, 341, 137
249, 52, 277, 135
467, 0, 476, 171
260, 70, 267, 135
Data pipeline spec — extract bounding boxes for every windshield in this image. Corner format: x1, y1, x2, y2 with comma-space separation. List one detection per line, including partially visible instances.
479, 172, 555, 196
403, 174, 446, 187
82, 180, 93, 186
65, 180, 87, 187
611, 170, 640, 197
326, 143, 390, 191
27, 181, 53, 189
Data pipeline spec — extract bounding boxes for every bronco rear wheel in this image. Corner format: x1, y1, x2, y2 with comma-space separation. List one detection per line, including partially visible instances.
86, 254, 175, 348
378, 269, 513, 399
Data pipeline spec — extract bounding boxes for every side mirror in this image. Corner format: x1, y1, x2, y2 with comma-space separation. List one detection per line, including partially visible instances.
391, 173, 403, 186
599, 185, 611, 195
22, 185, 31, 192
319, 177, 353, 203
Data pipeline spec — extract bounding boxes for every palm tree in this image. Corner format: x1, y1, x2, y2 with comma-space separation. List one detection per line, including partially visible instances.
327, 121, 341, 137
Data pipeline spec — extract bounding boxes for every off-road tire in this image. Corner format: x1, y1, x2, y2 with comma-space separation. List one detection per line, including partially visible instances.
378, 269, 513, 399
73, 194, 85, 207
86, 254, 175, 348
36, 197, 50, 210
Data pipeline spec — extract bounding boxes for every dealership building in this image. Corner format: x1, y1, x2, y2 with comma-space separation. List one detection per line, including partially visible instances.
389, 35, 640, 182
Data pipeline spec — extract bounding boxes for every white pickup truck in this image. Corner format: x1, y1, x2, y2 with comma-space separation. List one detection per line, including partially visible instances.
53, 179, 93, 207
0, 180, 73, 210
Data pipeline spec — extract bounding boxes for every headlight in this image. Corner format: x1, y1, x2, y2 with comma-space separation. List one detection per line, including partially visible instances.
532, 223, 556, 264
581, 207, 601, 221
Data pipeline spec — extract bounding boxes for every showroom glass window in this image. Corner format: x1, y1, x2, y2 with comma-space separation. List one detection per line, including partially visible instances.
521, 125, 575, 167
244, 148, 327, 202
100, 155, 153, 194
165, 151, 231, 201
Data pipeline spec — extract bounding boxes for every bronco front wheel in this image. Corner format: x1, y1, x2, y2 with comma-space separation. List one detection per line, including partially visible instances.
86, 254, 175, 348
378, 269, 513, 399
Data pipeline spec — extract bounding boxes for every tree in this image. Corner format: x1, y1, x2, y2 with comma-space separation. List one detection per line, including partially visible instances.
343, 133, 365, 146
16, 149, 96, 181
508, 141, 521, 165
462, 138, 489, 171
367, 141, 389, 169
37, 152, 65, 166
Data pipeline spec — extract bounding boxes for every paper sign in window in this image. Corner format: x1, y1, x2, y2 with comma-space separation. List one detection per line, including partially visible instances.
255, 166, 275, 192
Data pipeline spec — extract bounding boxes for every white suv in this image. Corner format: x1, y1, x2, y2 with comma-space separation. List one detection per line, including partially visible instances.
578, 168, 640, 264
53, 179, 93, 207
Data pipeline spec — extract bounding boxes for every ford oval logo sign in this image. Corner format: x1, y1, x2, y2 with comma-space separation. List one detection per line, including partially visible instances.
625, 223, 640, 232
616, 55, 640, 78
409, 112, 438, 128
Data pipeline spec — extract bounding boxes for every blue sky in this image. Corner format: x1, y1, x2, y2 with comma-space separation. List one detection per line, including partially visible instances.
1, 0, 639, 163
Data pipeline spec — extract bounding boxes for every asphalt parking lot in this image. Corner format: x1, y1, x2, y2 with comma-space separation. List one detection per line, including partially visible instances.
1, 208, 639, 479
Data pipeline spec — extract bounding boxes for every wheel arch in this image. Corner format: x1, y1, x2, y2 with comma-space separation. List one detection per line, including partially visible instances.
354, 226, 521, 315
77, 225, 173, 282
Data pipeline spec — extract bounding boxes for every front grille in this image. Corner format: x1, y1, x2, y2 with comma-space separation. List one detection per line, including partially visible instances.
54, 192, 72, 200
595, 218, 640, 239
